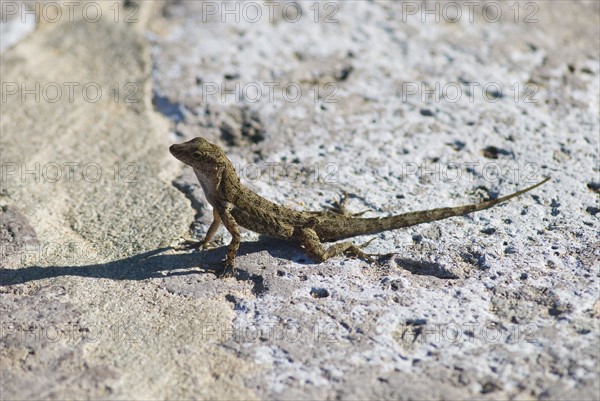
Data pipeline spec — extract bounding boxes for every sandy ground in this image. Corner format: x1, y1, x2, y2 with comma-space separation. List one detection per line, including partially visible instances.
1, 1, 598, 399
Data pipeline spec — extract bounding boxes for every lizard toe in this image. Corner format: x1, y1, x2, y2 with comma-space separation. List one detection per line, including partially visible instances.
174, 237, 203, 251
217, 258, 236, 278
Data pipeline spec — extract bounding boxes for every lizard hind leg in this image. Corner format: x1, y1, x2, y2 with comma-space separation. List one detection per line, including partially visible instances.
327, 192, 369, 217
296, 228, 377, 264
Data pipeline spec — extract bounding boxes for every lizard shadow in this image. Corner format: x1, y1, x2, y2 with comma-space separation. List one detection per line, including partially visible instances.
0, 240, 457, 288
237, 238, 460, 280
394, 258, 459, 279
235, 236, 314, 263
0, 241, 289, 291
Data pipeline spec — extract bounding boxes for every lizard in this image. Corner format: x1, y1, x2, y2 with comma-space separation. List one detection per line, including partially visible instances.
169, 136, 549, 277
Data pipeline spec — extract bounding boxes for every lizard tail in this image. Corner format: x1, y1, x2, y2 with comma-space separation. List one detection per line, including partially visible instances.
382, 177, 550, 230
326, 177, 549, 240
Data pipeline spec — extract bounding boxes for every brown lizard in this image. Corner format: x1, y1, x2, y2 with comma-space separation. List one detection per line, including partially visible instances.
170, 137, 549, 277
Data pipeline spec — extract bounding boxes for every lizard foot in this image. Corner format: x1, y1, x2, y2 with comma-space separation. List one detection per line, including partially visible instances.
344, 246, 376, 264
345, 248, 378, 264
174, 237, 217, 251
344, 238, 390, 265
327, 192, 369, 217
217, 258, 236, 278
173, 238, 202, 251
347, 249, 396, 266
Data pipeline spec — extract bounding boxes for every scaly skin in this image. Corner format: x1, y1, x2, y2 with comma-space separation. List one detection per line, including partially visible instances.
170, 137, 549, 277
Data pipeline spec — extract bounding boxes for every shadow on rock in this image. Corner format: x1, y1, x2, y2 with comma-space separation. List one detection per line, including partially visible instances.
0, 240, 291, 287
395, 258, 459, 279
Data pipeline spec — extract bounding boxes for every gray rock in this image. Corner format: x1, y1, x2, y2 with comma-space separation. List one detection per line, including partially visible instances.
0, 205, 38, 262
1, 1, 597, 399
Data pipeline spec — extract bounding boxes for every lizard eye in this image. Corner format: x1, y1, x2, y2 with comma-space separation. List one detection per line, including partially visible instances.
193, 151, 214, 162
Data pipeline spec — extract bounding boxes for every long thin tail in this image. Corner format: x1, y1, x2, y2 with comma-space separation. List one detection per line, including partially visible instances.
384, 177, 550, 229
330, 177, 549, 240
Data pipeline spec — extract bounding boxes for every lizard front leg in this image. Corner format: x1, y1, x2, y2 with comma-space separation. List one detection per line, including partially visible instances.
176, 209, 222, 251
201, 209, 222, 248
296, 227, 376, 263
218, 206, 241, 277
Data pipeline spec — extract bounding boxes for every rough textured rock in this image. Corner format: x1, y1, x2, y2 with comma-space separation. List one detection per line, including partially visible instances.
1, 1, 598, 399
0, 205, 39, 262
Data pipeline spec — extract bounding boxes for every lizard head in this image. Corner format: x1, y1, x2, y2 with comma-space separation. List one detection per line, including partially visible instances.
169, 137, 225, 167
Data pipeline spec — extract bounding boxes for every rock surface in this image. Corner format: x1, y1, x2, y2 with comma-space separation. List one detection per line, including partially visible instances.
1, 1, 598, 399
